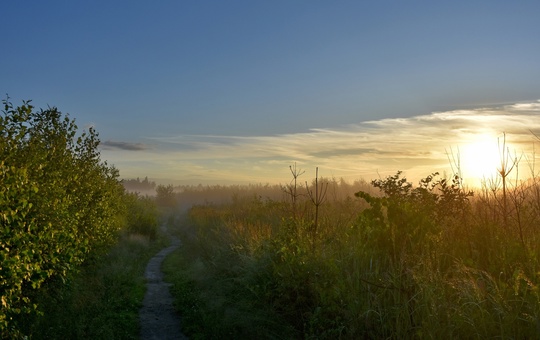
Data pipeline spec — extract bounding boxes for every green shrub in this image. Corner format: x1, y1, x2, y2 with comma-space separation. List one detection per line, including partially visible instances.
124, 193, 159, 239
0, 98, 126, 337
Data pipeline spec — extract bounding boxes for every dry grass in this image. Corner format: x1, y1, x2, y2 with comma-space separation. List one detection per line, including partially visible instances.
166, 168, 540, 338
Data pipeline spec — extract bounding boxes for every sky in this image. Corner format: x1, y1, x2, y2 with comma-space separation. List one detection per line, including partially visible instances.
2, 1, 540, 187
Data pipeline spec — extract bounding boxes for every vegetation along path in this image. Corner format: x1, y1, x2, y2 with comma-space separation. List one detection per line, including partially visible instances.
139, 225, 187, 340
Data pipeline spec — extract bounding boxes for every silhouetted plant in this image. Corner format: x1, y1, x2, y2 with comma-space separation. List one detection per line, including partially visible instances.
282, 162, 305, 219
356, 171, 472, 265
306, 167, 328, 249
497, 132, 520, 228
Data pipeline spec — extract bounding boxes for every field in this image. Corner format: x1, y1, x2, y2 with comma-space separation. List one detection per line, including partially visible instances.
164, 168, 540, 339
3, 99, 540, 338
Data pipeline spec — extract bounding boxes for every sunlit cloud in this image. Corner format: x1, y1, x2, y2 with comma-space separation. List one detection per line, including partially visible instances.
102, 101, 540, 186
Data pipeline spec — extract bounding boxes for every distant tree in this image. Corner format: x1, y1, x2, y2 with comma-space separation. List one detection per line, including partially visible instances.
124, 192, 159, 239
122, 176, 156, 192
156, 184, 176, 207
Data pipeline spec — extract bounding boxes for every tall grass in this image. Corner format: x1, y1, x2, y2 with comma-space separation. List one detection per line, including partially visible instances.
165, 164, 540, 338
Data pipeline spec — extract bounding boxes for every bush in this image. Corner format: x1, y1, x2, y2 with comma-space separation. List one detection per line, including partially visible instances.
124, 193, 159, 239
0, 98, 126, 337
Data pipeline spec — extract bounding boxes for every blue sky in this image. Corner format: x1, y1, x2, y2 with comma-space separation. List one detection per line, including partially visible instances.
2, 1, 540, 186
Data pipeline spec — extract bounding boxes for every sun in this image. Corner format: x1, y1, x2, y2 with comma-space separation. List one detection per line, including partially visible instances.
460, 135, 501, 185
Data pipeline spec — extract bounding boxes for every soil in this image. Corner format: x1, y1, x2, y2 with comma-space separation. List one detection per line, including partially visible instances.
139, 227, 188, 340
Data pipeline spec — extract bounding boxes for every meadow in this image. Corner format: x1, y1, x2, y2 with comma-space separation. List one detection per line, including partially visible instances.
164, 160, 540, 338
3, 98, 540, 338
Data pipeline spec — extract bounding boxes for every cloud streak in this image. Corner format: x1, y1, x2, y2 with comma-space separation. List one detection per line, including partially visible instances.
103, 101, 540, 185
101, 140, 149, 151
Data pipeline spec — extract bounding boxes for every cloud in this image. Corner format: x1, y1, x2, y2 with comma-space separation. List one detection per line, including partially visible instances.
104, 100, 540, 185
101, 140, 149, 151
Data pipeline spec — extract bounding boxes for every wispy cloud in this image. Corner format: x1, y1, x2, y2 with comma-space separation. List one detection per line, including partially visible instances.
101, 140, 149, 151
103, 101, 540, 185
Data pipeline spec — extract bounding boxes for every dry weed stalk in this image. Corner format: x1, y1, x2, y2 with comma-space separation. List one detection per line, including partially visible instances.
306, 167, 328, 249
282, 162, 305, 218
497, 132, 521, 229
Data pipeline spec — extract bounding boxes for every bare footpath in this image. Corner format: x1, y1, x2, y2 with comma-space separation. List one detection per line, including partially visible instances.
139, 225, 188, 340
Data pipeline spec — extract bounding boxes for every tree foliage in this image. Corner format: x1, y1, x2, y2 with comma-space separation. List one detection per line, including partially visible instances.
156, 184, 176, 208
124, 192, 158, 239
355, 171, 473, 263
0, 98, 126, 337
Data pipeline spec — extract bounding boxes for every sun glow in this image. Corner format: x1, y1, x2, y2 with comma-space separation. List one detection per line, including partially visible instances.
460, 135, 501, 185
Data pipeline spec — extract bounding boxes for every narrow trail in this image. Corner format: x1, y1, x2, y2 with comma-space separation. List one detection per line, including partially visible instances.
139, 225, 187, 340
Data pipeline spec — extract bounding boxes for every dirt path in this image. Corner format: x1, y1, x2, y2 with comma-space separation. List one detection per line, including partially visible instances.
139, 226, 187, 340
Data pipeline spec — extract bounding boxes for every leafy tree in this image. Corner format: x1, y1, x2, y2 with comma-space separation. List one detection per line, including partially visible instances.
0, 98, 126, 337
124, 192, 159, 239
156, 184, 176, 208
355, 171, 472, 264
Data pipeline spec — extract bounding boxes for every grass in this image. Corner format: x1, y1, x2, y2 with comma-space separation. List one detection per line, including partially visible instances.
23, 231, 169, 339
162, 171, 540, 339
163, 213, 297, 339
23, 168, 538, 338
